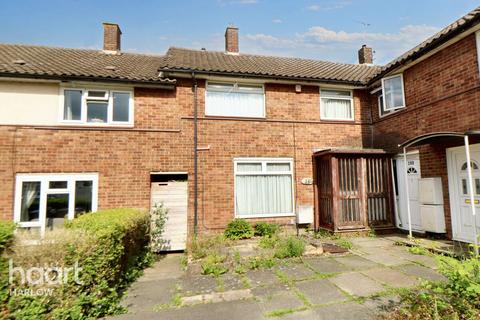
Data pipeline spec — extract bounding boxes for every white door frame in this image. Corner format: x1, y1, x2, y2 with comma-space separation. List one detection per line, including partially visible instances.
446, 143, 480, 243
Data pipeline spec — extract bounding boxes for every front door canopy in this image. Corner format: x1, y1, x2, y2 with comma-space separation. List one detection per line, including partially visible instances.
398, 131, 480, 149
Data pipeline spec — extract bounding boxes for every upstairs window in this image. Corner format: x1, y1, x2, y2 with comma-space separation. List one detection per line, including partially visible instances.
381, 74, 405, 114
62, 88, 133, 125
320, 89, 354, 121
205, 82, 265, 118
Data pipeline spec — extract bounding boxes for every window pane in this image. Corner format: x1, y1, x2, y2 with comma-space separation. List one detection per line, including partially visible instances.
63, 90, 82, 121
112, 92, 130, 122
267, 163, 290, 172
206, 90, 264, 117
46, 193, 69, 231
75, 181, 93, 215
87, 90, 108, 98
321, 98, 352, 120
237, 84, 263, 94
235, 175, 293, 215
49, 181, 67, 189
237, 163, 262, 172
87, 101, 108, 123
321, 90, 351, 98
476, 179, 480, 196
207, 83, 234, 92
20, 181, 40, 222
462, 179, 468, 195
383, 76, 405, 110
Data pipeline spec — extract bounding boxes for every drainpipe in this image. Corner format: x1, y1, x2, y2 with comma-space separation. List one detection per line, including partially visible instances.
192, 72, 199, 236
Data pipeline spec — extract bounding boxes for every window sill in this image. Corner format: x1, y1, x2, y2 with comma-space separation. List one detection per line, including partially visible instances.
58, 122, 134, 128
320, 118, 355, 122
204, 115, 266, 120
235, 213, 296, 219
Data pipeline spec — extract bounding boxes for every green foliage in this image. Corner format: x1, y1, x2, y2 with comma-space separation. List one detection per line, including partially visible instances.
150, 203, 169, 252
224, 219, 254, 240
254, 222, 279, 237
274, 236, 305, 259
3, 208, 151, 319
259, 236, 277, 249
247, 255, 276, 270
189, 234, 229, 260
389, 256, 480, 319
408, 246, 429, 255
335, 238, 353, 250
201, 254, 228, 277
0, 221, 15, 253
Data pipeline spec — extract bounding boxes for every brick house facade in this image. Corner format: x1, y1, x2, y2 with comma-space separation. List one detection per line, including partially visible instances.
2, 7, 480, 247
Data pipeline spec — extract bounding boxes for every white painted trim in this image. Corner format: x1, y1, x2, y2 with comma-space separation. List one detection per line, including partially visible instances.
233, 157, 295, 218
205, 80, 266, 118
14, 173, 99, 236
150, 171, 188, 175
319, 88, 354, 121
59, 86, 134, 126
381, 74, 406, 112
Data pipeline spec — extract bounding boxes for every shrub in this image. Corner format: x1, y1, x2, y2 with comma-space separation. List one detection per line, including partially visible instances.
0, 221, 15, 253
254, 222, 279, 237
150, 203, 169, 252
3, 208, 151, 319
224, 219, 254, 240
189, 234, 229, 260
387, 255, 480, 319
274, 236, 305, 259
201, 254, 228, 277
259, 235, 277, 249
247, 255, 276, 270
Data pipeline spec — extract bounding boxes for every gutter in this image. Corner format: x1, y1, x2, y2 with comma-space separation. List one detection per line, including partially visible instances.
159, 68, 370, 88
0, 72, 176, 89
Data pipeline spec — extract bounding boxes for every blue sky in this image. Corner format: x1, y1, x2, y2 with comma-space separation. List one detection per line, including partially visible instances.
0, 0, 478, 64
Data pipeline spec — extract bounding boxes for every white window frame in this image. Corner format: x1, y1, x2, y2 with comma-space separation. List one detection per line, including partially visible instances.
378, 94, 398, 118
234, 157, 295, 218
59, 87, 134, 126
205, 81, 266, 118
381, 74, 406, 113
319, 88, 354, 121
14, 173, 99, 236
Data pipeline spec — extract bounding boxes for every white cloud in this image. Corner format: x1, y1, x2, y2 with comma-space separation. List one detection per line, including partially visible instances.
272, 18, 283, 24
307, 1, 351, 11
241, 24, 440, 64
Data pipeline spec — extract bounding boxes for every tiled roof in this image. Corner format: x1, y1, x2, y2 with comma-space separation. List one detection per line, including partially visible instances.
0, 44, 175, 84
372, 6, 480, 81
160, 47, 381, 85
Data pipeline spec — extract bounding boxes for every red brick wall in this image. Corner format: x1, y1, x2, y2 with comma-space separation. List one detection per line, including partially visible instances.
372, 34, 480, 238
0, 79, 370, 235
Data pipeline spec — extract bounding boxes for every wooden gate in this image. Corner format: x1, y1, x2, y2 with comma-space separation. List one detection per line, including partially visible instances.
313, 150, 395, 232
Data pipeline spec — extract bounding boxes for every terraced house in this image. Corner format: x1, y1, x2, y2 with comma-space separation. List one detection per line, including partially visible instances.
2, 7, 480, 251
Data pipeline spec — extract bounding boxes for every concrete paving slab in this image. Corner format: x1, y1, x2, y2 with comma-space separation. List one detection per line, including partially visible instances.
362, 252, 409, 266
296, 279, 348, 305
257, 291, 304, 314
154, 299, 265, 320
395, 264, 446, 282
363, 295, 400, 316
329, 272, 385, 297
303, 257, 352, 273
314, 302, 376, 320
362, 268, 418, 288
216, 273, 248, 292
277, 263, 316, 281
350, 237, 392, 248
138, 254, 184, 282
246, 269, 281, 287
276, 309, 319, 320
178, 275, 218, 296
333, 255, 382, 270
120, 278, 177, 313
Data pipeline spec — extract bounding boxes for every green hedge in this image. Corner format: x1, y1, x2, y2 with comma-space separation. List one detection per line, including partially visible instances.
2, 208, 151, 320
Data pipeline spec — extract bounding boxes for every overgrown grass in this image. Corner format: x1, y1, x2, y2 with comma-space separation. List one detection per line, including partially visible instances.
274, 236, 305, 259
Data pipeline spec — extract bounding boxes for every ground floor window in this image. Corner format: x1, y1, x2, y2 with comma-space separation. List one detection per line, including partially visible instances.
14, 173, 98, 234
234, 158, 294, 217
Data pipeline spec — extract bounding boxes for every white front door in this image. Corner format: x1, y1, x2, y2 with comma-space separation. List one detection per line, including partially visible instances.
395, 152, 423, 232
447, 144, 480, 243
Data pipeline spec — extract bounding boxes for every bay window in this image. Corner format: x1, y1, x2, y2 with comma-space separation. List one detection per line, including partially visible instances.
14, 173, 98, 235
61, 88, 133, 125
381, 74, 405, 113
320, 89, 354, 121
205, 82, 265, 118
234, 158, 294, 217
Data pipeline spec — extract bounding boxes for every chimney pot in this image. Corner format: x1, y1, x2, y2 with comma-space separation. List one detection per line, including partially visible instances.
103, 22, 122, 53
358, 44, 373, 64
225, 26, 239, 53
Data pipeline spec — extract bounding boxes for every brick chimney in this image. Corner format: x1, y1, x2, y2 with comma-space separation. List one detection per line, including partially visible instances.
358, 45, 373, 64
225, 26, 239, 54
103, 23, 122, 53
